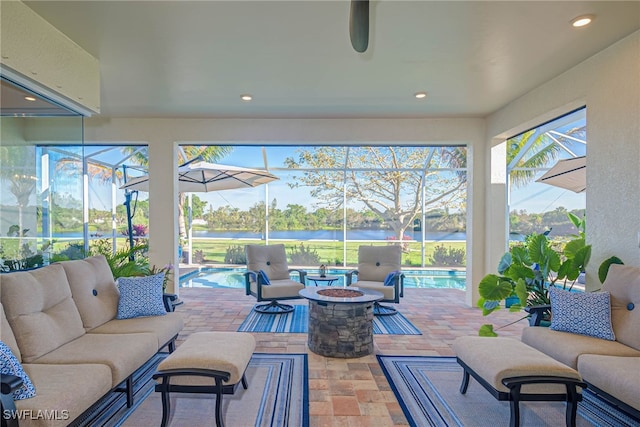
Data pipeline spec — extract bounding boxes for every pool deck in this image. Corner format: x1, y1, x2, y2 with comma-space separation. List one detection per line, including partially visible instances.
144, 284, 527, 426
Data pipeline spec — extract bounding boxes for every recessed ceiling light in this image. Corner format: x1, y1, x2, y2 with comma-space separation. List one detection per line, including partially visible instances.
24, 96, 37, 101
571, 15, 594, 28
240, 94, 253, 101
414, 92, 427, 99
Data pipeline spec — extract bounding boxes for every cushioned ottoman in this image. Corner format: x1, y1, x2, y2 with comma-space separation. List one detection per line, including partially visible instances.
153, 332, 256, 427
453, 336, 586, 427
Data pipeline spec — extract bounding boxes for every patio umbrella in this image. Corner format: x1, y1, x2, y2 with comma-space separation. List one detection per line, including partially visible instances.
120, 160, 279, 192
119, 160, 279, 258
535, 156, 586, 193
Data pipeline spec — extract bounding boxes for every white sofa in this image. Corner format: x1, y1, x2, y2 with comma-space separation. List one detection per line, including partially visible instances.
0, 256, 184, 427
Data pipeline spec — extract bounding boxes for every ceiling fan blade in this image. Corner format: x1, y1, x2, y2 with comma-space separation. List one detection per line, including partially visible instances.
349, 0, 369, 53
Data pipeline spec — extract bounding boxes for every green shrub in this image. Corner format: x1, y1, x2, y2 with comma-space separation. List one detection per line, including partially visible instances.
429, 244, 465, 266
289, 243, 321, 265
225, 245, 246, 264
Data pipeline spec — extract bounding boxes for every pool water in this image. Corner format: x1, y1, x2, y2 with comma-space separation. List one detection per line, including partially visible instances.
180, 267, 466, 290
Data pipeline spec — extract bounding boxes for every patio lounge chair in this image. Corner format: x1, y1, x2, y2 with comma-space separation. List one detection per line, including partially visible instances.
244, 244, 307, 314
346, 245, 404, 316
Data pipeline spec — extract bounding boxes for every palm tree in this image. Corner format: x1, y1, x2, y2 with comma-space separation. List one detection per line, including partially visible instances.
507, 126, 585, 188
0, 146, 37, 255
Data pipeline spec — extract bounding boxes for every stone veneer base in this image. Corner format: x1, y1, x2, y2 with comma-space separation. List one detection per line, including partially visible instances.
307, 299, 375, 358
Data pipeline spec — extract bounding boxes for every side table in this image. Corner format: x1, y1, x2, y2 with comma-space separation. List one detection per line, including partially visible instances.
307, 275, 340, 286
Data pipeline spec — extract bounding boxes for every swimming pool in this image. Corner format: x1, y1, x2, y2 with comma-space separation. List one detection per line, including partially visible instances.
179, 267, 466, 290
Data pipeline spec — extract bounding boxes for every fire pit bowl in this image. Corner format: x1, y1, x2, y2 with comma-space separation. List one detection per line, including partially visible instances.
317, 288, 364, 298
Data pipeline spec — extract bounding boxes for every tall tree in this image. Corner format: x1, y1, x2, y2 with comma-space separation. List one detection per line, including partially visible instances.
284, 146, 467, 240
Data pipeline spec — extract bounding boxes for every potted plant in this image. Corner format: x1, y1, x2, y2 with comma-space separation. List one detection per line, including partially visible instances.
477, 225, 591, 336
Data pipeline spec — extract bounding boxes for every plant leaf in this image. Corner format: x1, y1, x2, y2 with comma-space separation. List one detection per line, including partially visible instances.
479, 324, 498, 337
478, 274, 513, 301
497, 252, 512, 274
598, 256, 624, 284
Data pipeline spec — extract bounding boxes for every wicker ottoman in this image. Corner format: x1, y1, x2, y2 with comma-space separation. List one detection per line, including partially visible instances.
453, 336, 587, 427
153, 332, 256, 427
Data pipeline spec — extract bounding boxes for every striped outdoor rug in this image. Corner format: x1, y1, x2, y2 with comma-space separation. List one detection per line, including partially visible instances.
378, 355, 638, 427
238, 304, 421, 335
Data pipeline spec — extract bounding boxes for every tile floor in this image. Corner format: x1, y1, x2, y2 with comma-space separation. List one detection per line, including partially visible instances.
165, 286, 527, 426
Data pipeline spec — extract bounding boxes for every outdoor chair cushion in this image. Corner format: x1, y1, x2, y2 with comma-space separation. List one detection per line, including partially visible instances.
246, 244, 291, 280
249, 279, 304, 299
0, 341, 36, 400
31, 332, 157, 387
521, 327, 640, 369
88, 312, 184, 350
601, 264, 640, 350
61, 255, 120, 330
549, 287, 615, 341
352, 281, 396, 300
18, 363, 113, 427
1, 264, 86, 363
357, 245, 402, 282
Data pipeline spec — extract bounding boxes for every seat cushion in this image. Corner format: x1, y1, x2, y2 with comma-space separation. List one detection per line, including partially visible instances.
246, 244, 291, 280
17, 363, 112, 427
254, 279, 304, 299
577, 354, 640, 411
31, 333, 157, 386
601, 264, 640, 350
158, 332, 256, 385
1, 264, 85, 362
352, 281, 396, 300
357, 245, 402, 282
60, 255, 119, 330
522, 326, 640, 369
89, 312, 183, 350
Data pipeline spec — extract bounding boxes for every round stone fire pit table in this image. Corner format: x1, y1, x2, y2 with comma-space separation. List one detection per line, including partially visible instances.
299, 286, 384, 358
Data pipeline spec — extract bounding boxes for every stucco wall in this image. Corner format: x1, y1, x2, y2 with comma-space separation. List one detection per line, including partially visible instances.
487, 30, 640, 288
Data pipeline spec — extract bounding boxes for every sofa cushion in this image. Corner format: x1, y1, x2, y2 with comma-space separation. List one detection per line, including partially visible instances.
0, 341, 36, 400
60, 255, 119, 330
116, 273, 167, 319
549, 288, 615, 341
602, 264, 640, 350
577, 354, 640, 411
31, 333, 157, 387
88, 312, 184, 350
17, 363, 112, 427
1, 264, 85, 362
1, 303, 21, 362
521, 326, 640, 369
246, 244, 291, 280
357, 245, 402, 282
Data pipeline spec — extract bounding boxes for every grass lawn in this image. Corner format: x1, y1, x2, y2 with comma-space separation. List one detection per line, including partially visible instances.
190, 239, 466, 268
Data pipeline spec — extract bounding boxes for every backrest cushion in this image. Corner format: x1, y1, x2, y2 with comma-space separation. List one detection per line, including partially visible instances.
357, 245, 402, 282
1, 303, 21, 362
246, 244, 290, 280
1, 264, 85, 362
602, 264, 640, 350
61, 255, 119, 330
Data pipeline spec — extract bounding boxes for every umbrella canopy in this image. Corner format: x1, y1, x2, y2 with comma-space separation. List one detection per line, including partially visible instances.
120, 161, 279, 192
535, 156, 586, 193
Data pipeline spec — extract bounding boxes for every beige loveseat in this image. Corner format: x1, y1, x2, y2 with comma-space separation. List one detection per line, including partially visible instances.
0, 255, 184, 427
521, 263, 640, 419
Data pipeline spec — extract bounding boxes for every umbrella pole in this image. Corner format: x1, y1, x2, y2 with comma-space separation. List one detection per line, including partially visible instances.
124, 191, 135, 260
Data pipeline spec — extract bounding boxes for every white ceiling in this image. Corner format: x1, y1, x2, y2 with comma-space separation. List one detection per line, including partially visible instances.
24, 1, 640, 119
